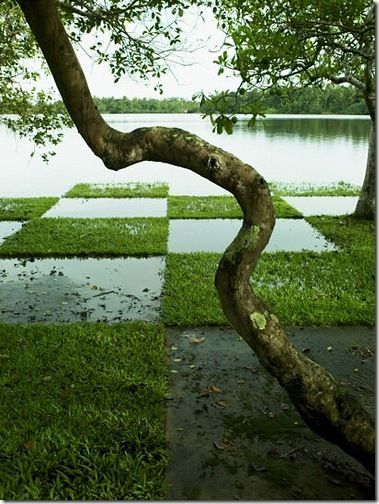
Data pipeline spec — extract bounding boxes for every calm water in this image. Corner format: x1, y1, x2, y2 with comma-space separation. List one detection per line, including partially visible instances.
0, 114, 370, 197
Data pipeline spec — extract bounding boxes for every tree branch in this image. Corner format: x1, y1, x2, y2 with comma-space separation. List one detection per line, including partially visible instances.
328, 74, 367, 91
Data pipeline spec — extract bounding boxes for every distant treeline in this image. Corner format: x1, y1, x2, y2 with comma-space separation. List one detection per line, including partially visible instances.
200, 85, 368, 115
0, 85, 368, 115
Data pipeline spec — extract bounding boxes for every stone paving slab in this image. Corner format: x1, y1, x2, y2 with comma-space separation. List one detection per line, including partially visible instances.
166, 326, 375, 500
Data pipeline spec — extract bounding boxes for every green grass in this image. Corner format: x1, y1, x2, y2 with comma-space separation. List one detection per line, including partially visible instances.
167, 194, 302, 219
0, 217, 168, 257
0, 322, 167, 500
65, 182, 169, 198
0, 197, 59, 221
161, 216, 374, 326
270, 181, 360, 197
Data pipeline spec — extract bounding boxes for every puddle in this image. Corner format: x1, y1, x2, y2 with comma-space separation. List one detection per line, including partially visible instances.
168, 219, 336, 253
43, 198, 167, 218
0, 257, 165, 323
166, 326, 374, 500
283, 196, 359, 216
0, 221, 23, 244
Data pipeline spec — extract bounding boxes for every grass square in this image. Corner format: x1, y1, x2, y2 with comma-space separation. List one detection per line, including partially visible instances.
0, 197, 59, 221
167, 195, 302, 219
0, 322, 167, 500
270, 181, 360, 197
0, 217, 168, 257
65, 182, 169, 198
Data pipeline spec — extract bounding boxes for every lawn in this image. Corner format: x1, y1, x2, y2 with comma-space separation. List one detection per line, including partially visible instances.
65, 182, 169, 198
0, 322, 167, 500
270, 181, 360, 197
167, 194, 303, 219
0, 188, 374, 499
0, 197, 59, 220
0, 217, 168, 257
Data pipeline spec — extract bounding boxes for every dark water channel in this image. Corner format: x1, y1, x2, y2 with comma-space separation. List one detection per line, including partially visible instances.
0, 257, 164, 323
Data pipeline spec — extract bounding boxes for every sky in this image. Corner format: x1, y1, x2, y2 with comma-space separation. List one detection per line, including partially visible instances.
76, 7, 241, 100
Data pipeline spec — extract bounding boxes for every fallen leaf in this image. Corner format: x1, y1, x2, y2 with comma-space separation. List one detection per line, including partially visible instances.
213, 440, 234, 450
209, 385, 222, 394
215, 400, 228, 408
24, 440, 35, 450
244, 366, 257, 373
190, 337, 205, 345
251, 463, 266, 472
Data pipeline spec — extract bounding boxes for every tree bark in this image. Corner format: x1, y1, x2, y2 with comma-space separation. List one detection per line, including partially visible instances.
17, 0, 375, 475
354, 121, 375, 220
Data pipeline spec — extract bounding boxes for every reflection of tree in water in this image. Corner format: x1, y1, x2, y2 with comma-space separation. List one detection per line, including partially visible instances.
237, 118, 370, 144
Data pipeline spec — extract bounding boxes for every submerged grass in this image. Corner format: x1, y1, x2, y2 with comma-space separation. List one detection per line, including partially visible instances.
65, 182, 169, 199
0, 322, 167, 500
0, 217, 168, 257
161, 216, 374, 326
168, 195, 302, 219
0, 197, 59, 221
270, 181, 360, 197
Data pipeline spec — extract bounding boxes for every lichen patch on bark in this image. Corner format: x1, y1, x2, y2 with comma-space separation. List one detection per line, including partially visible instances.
250, 311, 267, 330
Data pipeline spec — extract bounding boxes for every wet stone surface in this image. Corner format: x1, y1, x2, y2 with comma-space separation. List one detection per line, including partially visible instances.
168, 218, 336, 253
166, 326, 375, 500
0, 257, 165, 323
0, 221, 23, 244
283, 196, 359, 216
42, 197, 167, 218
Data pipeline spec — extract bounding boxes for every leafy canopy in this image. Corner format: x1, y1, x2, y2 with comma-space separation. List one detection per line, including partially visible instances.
197, 0, 375, 134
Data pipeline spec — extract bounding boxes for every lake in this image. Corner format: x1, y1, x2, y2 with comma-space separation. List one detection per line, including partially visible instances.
0, 114, 370, 197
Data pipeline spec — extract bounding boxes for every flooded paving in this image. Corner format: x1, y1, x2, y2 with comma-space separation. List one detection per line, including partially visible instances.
283, 196, 359, 216
43, 198, 167, 218
166, 326, 375, 500
0, 257, 165, 323
168, 219, 336, 253
0, 221, 23, 244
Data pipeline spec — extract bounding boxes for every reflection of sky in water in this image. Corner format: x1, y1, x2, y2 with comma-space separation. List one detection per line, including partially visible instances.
0, 221, 23, 244
168, 219, 336, 253
283, 196, 358, 216
0, 114, 370, 197
0, 257, 165, 323
43, 198, 167, 217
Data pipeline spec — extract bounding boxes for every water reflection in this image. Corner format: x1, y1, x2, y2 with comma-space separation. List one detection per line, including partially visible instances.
43, 197, 167, 218
237, 116, 370, 144
0, 114, 371, 197
168, 219, 336, 253
0, 257, 165, 323
283, 196, 359, 216
0, 221, 23, 244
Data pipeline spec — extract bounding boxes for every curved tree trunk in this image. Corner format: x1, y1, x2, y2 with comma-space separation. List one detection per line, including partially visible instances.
18, 0, 375, 475
354, 122, 375, 219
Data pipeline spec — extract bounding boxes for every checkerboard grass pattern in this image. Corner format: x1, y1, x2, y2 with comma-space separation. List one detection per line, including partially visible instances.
0, 183, 374, 326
